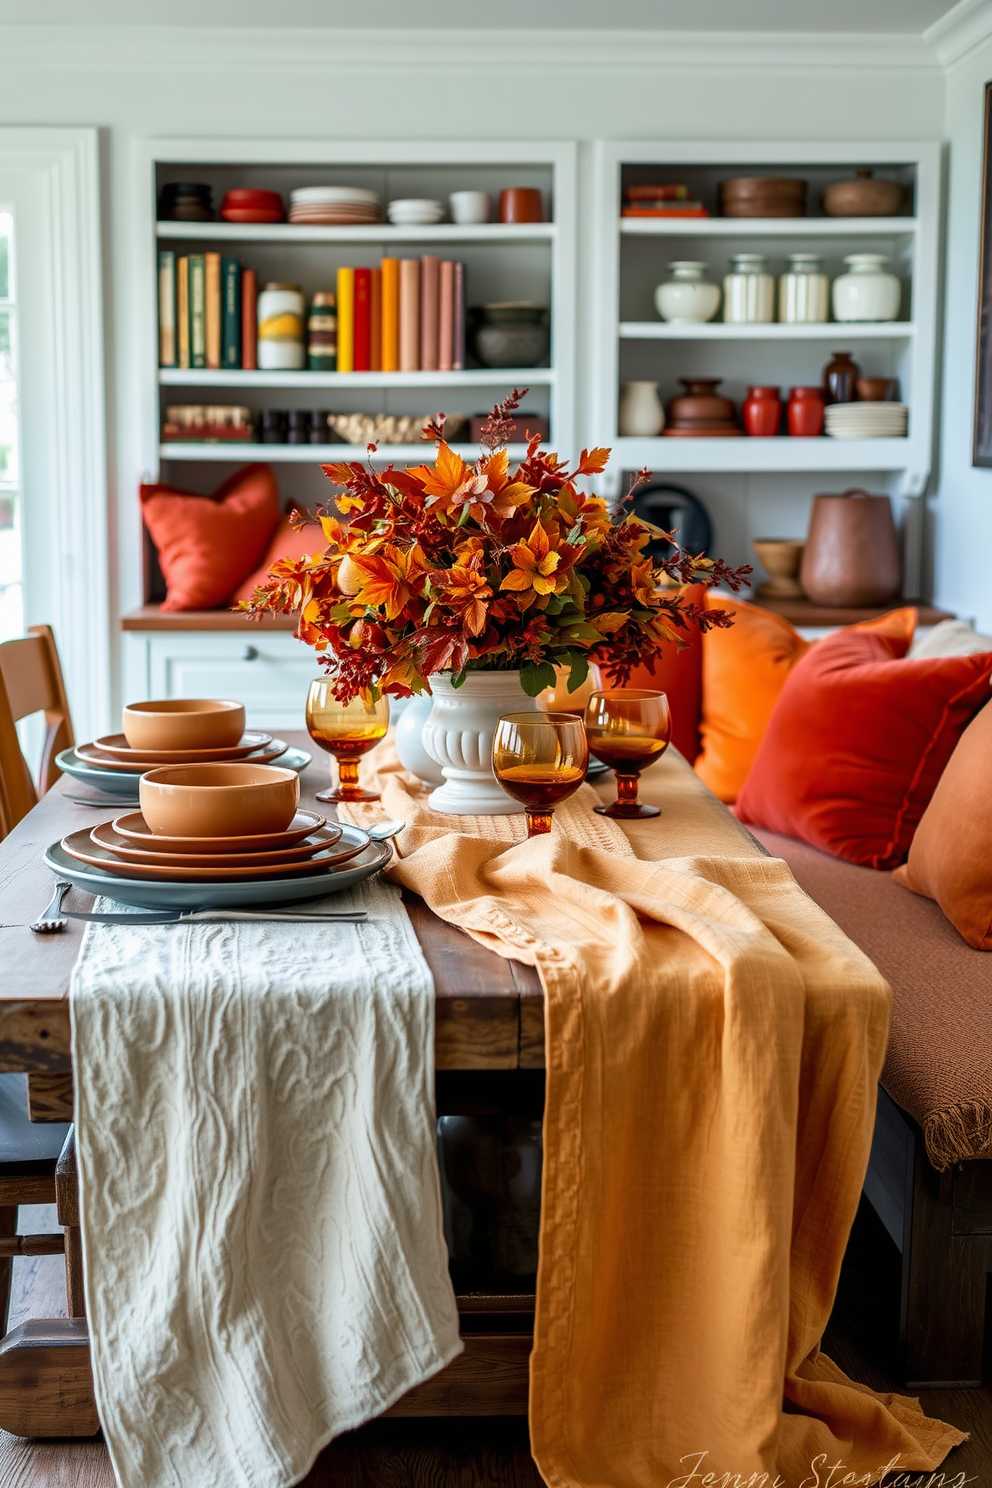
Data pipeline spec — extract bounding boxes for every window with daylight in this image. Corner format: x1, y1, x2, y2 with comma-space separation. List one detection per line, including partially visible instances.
0, 210, 21, 642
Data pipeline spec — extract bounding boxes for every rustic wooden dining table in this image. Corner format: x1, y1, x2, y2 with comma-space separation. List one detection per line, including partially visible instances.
0, 732, 547, 1438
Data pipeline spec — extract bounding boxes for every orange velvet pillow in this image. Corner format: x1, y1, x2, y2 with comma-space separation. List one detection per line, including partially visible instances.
625, 584, 704, 762
736, 628, 992, 870
141, 464, 281, 611
233, 514, 324, 603
892, 697, 992, 947
692, 595, 810, 803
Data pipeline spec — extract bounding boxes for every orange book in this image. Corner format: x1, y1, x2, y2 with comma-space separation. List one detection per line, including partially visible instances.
381, 258, 400, 372
241, 268, 257, 370
420, 255, 440, 373
438, 260, 454, 372
399, 259, 420, 372
337, 266, 355, 374
369, 267, 382, 372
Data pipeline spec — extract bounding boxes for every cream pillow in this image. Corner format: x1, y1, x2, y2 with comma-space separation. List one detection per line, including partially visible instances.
909, 619, 992, 660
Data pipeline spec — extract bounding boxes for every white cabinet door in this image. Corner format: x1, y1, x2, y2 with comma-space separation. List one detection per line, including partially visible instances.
129, 631, 319, 734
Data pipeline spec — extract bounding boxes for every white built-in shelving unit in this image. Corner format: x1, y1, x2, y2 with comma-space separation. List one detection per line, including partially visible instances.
591, 141, 941, 511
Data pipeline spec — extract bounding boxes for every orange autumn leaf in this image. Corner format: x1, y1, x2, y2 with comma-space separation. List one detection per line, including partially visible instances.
350, 545, 423, 622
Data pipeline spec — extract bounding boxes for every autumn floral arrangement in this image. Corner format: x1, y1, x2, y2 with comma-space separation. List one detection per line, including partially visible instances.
238, 391, 750, 701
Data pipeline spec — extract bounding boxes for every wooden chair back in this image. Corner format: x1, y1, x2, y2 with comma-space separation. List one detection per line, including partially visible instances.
0, 626, 75, 837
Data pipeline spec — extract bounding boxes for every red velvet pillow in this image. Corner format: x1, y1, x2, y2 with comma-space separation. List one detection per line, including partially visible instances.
141, 464, 281, 611
232, 514, 324, 604
736, 627, 992, 869
625, 584, 704, 762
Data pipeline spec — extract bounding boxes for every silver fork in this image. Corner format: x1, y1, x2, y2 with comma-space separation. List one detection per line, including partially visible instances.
30, 880, 71, 934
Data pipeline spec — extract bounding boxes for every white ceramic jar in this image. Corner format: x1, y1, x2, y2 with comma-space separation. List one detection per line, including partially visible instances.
257, 283, 306, 370
654, 261, 721, 324
831, 254, 901, 323
778, 253, 829, 324
723, 254, 775, 324
617, 382, 665, 437
422, 670, 542, 815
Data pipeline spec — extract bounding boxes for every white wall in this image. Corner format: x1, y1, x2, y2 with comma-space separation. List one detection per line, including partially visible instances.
931, 29, 992, 629
0, 24, 948, 658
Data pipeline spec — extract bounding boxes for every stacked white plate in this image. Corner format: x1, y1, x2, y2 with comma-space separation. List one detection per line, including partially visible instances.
824, 402, 908, 439
288, 187, 381, 225
387, 197, 444, 226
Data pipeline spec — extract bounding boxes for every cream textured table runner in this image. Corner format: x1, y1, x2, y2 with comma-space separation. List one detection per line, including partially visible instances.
69, 875, 461, 1488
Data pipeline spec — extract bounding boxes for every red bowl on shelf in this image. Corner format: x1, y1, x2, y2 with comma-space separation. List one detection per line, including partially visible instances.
220, 206, 286, 223
223, 188, 283, 204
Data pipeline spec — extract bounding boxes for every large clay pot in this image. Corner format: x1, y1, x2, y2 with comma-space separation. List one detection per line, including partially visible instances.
799, 489, 902, 607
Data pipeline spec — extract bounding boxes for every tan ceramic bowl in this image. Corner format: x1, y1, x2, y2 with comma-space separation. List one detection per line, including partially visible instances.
122, 699, 246, 752
139, 763, 300, 839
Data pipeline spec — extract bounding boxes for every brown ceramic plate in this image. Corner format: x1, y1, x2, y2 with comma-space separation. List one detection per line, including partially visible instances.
61, 828, 371, 882
112, 808, 327, 854
93, 731, 274, 763
90, 819, 343, 868
75, 738, 287, 773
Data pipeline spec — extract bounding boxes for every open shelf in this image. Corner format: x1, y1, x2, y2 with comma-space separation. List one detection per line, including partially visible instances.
157, 221, 556, 245
159, 442, 529, 463
619, 216, 918, 238
159, 368, 555, 389
619, 321, 915, 341
611, 434, 912, 473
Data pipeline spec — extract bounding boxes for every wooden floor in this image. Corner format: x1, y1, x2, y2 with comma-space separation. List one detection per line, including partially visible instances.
0, 1200, 989, 1485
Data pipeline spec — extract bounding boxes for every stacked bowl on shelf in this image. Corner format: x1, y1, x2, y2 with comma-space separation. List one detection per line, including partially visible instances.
288, 187, 381, 225
387, 198, 444, 226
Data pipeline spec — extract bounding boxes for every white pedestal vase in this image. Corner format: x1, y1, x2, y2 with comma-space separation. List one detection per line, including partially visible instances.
422, 671, 541, 815
395, 692, 445, 787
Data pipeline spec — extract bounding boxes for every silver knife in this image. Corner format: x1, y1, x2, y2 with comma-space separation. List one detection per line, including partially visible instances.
61, 909, 369, 925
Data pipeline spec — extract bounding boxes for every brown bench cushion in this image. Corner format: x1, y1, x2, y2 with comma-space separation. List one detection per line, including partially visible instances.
750, 826, 992, 1170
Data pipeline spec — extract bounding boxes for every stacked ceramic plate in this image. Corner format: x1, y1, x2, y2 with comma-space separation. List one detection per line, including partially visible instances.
387, 197, 444, 226
824, 401, 908, 439
288, 187, 381, 225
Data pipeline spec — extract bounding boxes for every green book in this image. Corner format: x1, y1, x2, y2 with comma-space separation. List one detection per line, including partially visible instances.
188, 254, 206, 369
157, 249, 176, 368
221, 257, 242, 369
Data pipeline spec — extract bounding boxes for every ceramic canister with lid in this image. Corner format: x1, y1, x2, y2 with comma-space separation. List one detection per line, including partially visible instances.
832, 254, 901, 323
654, 262, 721, 324
723, 254, 775, 324
778, 253, 829, 324
257, 283, 306, 370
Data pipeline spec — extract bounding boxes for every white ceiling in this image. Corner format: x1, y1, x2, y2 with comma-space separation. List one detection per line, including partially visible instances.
0, 0, 965, 30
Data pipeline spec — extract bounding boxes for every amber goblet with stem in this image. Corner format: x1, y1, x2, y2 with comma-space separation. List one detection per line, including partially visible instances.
585, 689, 671, 819
305, 680, 389, 804
492, 713, 589, 837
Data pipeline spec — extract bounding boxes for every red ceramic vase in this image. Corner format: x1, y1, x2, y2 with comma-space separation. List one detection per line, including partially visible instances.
787, 386, 825, 437
742, 385, 782, 437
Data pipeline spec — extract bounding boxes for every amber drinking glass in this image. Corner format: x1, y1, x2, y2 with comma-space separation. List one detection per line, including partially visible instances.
305, 680, 389, 804
492, 713, 589, 837
585, 689, 671, 819
537, 662, 603, 718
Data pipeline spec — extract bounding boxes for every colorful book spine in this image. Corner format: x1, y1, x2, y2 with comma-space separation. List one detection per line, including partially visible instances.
420, 255, 440, 373
221, 257, 241, 369
452, 261, 466, 371
353, 268, 372, 373
158, 250, 176, 368
337, 266, 355, 374
204, 252, 221, 370
399, 259, 420, 372
188, 254, 206, 369
380, 258, 400, 373
241, 267, 257, 370
438, 260, 454, 373
176, 255, 190, 370
369, 267, 382, 373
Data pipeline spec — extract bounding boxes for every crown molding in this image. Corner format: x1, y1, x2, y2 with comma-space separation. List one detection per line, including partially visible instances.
923, 0, 992, 68
0, 24, 941, 75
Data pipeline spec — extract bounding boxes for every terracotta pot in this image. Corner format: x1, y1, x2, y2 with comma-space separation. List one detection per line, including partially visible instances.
821, 169, 904, 218
742, 386, 782, 437
787, 387, 825, 437
667, 378, 736, 423
799, 489, 902, 607
498, 187, 543, 223
856, 376, 897, 402
823, 350, 861, 405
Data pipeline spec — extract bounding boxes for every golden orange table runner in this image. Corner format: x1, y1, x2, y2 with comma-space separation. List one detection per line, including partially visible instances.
345, 741, 964, 1482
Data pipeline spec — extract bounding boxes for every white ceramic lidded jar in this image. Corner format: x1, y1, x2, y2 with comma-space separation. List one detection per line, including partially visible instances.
778, 253, 829, 324
723, 254, 775, 324
832, 254, 902, 323
257, 283, 306, 370
654, 261, 721, 324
